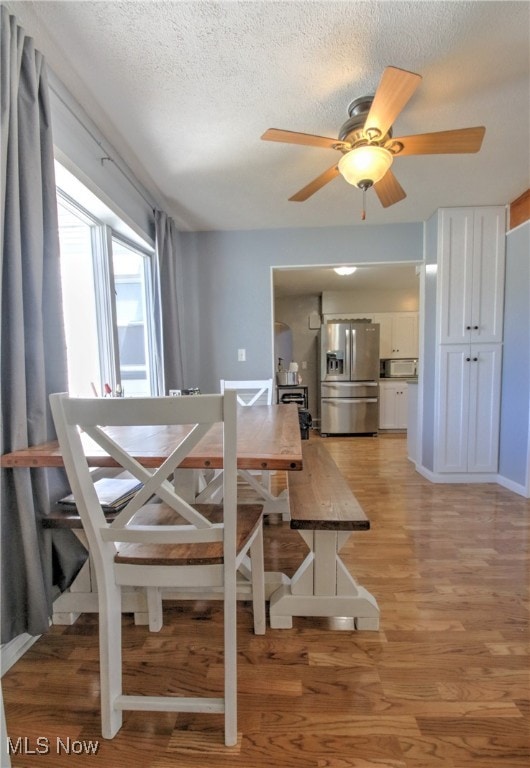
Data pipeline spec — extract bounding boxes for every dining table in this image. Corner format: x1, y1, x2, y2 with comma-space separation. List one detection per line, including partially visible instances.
1, 403, 302, 625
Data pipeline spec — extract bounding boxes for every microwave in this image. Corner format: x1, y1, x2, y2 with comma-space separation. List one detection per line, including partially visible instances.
383, 358, 417, 378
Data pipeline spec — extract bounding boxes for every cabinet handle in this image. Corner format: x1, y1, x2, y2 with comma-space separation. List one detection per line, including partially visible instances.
473, 357, 478, 362
466, 325, 471, 330
466, 357, 471, 362
473, 325, 479, 330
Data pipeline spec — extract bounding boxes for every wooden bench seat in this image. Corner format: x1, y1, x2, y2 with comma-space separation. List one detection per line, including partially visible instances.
269, 440, 380, 630
288, 442, 370, 531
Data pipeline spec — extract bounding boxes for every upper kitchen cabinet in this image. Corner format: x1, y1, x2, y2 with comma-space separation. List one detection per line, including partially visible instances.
375, 312, 418, 359
438, 207, 506, 345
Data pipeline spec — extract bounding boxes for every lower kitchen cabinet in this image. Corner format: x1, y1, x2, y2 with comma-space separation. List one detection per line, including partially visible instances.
379, 381, 408, 429
435, 343, 502, 473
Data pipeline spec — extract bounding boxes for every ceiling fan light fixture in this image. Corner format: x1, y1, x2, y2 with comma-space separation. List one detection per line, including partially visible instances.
338, 145, 393, 188
334, 266, 357, 276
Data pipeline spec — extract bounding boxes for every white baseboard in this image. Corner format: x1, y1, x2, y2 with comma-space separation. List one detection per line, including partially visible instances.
415, 463, 529, 497
415, 464, 497, 484
1, 633, 40, 676
496, 474, 529, 498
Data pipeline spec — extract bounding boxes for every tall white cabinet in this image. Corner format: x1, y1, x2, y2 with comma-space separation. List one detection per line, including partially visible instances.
434, 207, 506, 476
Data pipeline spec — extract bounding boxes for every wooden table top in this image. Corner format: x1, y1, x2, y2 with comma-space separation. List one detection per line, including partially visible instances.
1, 403, 303, 471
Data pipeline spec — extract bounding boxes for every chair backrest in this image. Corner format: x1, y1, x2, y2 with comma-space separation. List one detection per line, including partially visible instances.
49, 392, 238, 577
220, 379, 273, 406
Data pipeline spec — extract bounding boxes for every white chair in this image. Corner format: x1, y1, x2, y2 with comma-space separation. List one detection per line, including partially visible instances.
220, 379, 273, 407
49, 391, 265, 747
220, 379, 274, 496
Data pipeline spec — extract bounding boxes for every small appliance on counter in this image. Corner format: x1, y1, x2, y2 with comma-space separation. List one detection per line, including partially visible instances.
276, 358, 299, 385
381, 359, 417, 378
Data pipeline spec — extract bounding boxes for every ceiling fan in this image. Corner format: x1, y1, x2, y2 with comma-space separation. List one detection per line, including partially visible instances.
261, 66, 485, 216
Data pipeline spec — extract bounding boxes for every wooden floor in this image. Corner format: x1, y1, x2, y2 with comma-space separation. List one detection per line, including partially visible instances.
3, 433, 529, 767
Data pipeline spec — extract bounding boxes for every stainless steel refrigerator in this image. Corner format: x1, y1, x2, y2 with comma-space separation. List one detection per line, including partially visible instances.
320, 321, 380, 435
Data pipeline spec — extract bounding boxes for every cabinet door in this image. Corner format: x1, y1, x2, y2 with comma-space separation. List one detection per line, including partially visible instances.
467, 344, 502, 472
435, 343, 502, 473
379, 382, 408, 429
395, 385, 408, 428
435, 345, 470, 472
379, 382, 396, 428
392, 314, 418, 358
471, 208, 505, 343
438, 208, 475, 344
375, 313, 418, 358
374, 314, 392, 358
438, 207, 505, 345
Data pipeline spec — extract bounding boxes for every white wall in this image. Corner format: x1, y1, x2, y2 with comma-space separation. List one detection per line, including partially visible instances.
322, 288, 419, 313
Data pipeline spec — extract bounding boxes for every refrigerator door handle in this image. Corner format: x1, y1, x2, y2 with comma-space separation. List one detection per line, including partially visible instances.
347, 382, 378, 387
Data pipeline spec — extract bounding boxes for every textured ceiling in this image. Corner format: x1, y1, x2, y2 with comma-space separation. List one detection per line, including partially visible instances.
6, 1, 530, 232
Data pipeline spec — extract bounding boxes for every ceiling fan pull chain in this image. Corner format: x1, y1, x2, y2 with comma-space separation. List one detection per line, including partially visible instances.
361, 187, 366, 220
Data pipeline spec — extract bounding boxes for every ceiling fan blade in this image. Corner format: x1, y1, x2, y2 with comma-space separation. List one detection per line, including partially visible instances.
289, 164, 340, 202
364, 66, 422, 139
391, 126, 486, 156
261, 128, 346, 150
373, 169, 407, 208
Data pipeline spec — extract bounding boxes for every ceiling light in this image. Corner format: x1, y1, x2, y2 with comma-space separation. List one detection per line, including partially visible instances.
334, 266, 357, 276
338, 145, 393, 189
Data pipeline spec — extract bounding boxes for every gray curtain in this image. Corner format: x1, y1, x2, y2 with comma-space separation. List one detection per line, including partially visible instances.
0, 6, 85, 643
153, 210, 186, 394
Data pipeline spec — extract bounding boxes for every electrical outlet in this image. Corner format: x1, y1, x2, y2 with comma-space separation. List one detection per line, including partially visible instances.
238, 348, 246, 362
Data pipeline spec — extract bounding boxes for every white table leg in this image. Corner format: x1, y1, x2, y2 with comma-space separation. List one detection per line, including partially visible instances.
269, 529, 379, 630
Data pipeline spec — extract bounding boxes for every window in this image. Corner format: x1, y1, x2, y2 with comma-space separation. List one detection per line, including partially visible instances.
57, 188, 157, 398
112, 237, 153, 395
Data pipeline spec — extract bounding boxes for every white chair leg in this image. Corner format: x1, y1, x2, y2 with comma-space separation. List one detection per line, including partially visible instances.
224, 584, 238, 747
250, 526, 266, 635
147, 587, 163, 632
99, 580, 123, 739
261, 470, 272, 493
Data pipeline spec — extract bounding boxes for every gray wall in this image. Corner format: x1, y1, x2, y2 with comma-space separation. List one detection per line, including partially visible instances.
180, 223, 423, 393
49, 73, 156, 244
274, 294, 321, 416
498, 221, 530, 490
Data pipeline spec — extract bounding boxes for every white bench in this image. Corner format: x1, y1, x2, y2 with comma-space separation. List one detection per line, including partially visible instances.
269, 442, 380, 630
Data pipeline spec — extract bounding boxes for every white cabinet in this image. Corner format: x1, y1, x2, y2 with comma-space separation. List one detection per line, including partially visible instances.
438, 207, 505, 344
324, 312, 419, 359
375, 312, 418, 358
435, 344, 502, 473
432, 206, 505, 476
379, 381, 408, 429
